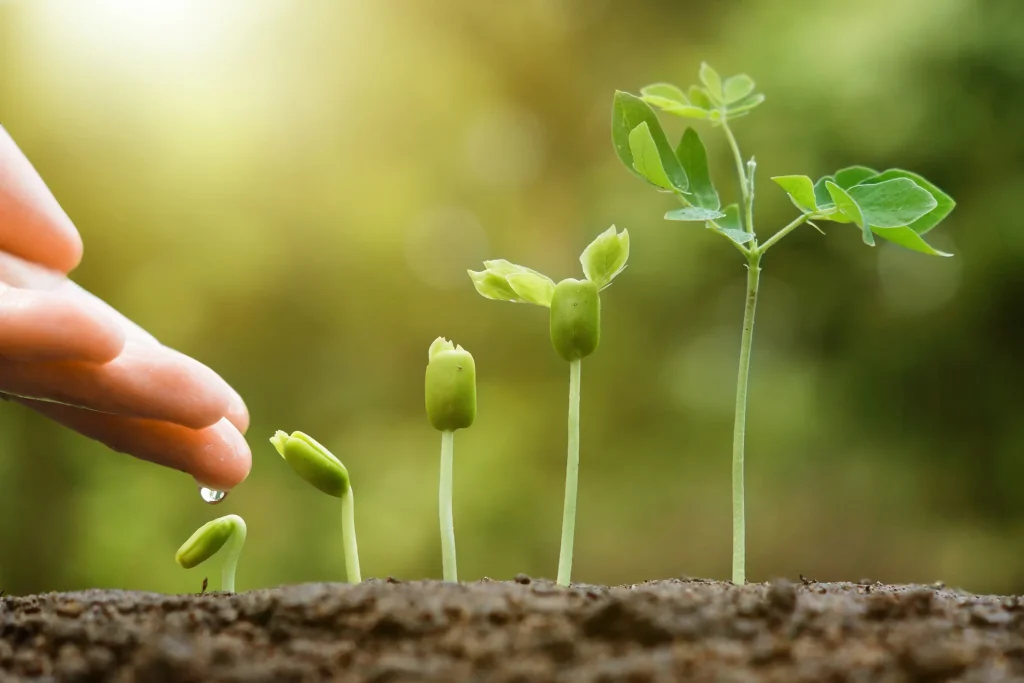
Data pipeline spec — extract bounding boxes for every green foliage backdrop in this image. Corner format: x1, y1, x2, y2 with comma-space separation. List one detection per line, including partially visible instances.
0, 0, 1019, 594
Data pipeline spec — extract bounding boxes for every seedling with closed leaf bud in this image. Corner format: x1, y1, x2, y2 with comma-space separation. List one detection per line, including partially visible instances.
612, 63, 956, 584
425, 337, 477, 582
175, 514, 247, 593
469, 226, 629, 586
270, 430, 361, 583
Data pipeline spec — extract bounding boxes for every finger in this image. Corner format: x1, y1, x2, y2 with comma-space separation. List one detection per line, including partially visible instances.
16, 398, 252, 490
0, 126, 83, 273
0, 341, 238, 430
0, 283, 125, 362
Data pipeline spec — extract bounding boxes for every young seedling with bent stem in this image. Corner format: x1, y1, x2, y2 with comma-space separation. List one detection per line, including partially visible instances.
175, 514, 247, 593
425, 337, 477, 582
271, 430, 362, 583
612, 64, 956, 584
469, 226, 629, 586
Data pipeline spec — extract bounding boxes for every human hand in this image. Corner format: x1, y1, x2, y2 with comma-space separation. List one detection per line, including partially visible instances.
0, 126, 251, 490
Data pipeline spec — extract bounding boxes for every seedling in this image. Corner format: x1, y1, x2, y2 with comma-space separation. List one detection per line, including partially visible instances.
612, 64, 955, 584
425, 337, 477, 582
270, 430, 362, 583
469, 226, 629, 586
175, 514, 247, 593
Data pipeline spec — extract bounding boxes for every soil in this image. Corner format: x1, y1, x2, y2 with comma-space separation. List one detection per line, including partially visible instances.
3, 577, 1024, 682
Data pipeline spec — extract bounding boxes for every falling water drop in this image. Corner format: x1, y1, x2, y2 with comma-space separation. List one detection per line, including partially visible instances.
199, 487, 227, 504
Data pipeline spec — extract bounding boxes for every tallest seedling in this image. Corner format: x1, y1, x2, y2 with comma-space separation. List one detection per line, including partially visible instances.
470, 226, 629, 586
612, 64, 956, 583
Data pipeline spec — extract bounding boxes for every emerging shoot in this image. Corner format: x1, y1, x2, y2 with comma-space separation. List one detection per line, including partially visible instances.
469, 226, 629, 586
271, 430, 361, 583
613, 64, 956, 584
175, 514, 247, 593
425, 337, 477, 582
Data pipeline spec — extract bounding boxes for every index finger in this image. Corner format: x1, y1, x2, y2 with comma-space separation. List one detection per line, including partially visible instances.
0, 126, 83, 274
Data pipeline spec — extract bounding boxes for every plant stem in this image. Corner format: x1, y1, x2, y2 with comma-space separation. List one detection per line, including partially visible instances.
757, 214, 812, 255
341, 488, 362, 583
439, 430, 457, 582
557, 359, 582, 586
220, 516, 247, 593
731, 255, 761, 585
721, 119, 753, 236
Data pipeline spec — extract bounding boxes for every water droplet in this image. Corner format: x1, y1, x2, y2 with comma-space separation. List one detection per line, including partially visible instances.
199, 487, 227, 504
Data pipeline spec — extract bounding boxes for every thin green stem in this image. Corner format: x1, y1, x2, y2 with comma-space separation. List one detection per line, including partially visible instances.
756, 214, 812, 255
720, 118, 754, 237
220, 516, 247, 593
731, 256, 761, 585
439, 430, 457, 582
342, 488, 362, 583
557, 359, 582, 587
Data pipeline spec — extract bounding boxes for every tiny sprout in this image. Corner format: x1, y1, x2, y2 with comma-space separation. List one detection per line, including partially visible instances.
425, 337, 477, 582
175, 514, 247, 593
271, 430, 361, 583
469, 225, 629, 586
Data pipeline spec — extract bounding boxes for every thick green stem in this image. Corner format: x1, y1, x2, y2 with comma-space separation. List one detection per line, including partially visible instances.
731, 257, 761, 584
220, 517, 247, 593
557, 359, 582, 586
439, 430, 457, 582
342, 488, 362, 583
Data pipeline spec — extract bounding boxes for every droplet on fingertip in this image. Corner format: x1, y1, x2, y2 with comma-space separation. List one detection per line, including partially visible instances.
199, 487, 227, 504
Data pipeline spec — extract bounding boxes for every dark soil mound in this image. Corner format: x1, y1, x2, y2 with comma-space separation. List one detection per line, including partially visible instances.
2, 577, 1023, 682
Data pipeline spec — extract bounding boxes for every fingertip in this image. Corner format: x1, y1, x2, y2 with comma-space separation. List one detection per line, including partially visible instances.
225, 387, 250, 434
189, 419, 252, 491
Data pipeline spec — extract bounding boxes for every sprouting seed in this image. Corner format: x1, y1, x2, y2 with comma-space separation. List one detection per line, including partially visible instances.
270, 430, 361, 583
425, 337, 477, 582
469, 226, 629, 586
175, 514, 247, 593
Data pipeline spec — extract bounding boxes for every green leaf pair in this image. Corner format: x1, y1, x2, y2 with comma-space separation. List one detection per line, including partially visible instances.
175, 514, 247, 593
772, 168, 955, 256
468, 226, 629, 306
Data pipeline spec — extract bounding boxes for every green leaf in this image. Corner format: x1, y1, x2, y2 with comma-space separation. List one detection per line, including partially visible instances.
872, 226, 952, 257
699, 62, 724, 103
723, 74, 755, 103
659, 104, 711, 120
847, 178, 937, 228
725, 93, 765, 116
717, 203, 742, 232
857, 169, 955, 234
612, 91, 688, 191
826, 181, 873, 245
813, 176, 835, 209
676, 128, 719, 210
628, 122, 674, 190
665, 206, 726, 221
834, 166, 878, 190
688, 85, 713, 110
579, 226, 629, 289
506, 272, 556, 307
640, 83, 687, 104
772, 175, 817, 213
468, 269, 520, 302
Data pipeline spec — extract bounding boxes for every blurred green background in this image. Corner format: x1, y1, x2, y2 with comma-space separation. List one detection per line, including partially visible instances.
0, 0, 1019, 596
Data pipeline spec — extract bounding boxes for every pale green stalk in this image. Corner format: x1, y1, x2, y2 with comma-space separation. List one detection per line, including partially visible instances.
220, 518, 247, 593
439, 430, 457, 582
557, 359, 582, 586
342, 488, 362, 583
722, 113, 759, 585
721, 119, 753, 236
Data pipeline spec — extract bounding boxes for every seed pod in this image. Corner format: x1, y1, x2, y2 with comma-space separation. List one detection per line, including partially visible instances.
425, 338, 477, 431
270, 430, 350, 498
549, 279, 600, 362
